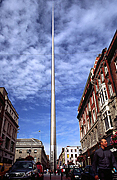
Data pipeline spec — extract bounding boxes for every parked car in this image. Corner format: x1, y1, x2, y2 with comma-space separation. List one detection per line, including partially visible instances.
81, 165, 95, 180
4, 160, 39, 180
71, 167, 83, 180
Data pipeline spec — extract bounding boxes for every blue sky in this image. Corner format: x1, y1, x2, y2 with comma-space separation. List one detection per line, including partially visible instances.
0, 0, 117, 158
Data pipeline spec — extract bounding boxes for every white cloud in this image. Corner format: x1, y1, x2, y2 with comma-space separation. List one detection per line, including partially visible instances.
0, 0, 117, 157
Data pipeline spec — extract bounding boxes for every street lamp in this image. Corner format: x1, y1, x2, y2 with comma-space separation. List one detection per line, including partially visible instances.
29, 149, 31, 156
79, 149, 82, 155
39, 130, 41, 141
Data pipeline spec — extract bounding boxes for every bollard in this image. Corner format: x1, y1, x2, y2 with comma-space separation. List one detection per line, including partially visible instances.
50, 171, 51, 180
61, 172, 63, 180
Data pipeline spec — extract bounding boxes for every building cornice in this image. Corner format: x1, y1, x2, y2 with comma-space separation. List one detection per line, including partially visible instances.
107, 30, 117, 61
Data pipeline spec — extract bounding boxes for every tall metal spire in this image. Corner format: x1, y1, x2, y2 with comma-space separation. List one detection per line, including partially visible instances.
50, 2, 57, 172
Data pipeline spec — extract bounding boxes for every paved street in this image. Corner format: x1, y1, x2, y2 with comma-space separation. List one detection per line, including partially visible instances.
44, 174, 71, 180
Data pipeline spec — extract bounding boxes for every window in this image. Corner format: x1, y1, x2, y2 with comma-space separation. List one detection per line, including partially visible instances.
84, 125, 86, 135
2, 134, 5, 146
71, 154, 73, 158
89, 111, 92, 127
5, 105, 8, 110
71, 149, 73, 152
75, 154, 77, 158
34, 149, 37, 153
98, 97, 101, 111
108, 84, 113, 97
12, 129, 14, 138
87, 119, 89, 130
7, 123, 10, 134
67, 154, 69, 158
98, 78, 101, 87
19, 149, 22, 153
103, 87, 108, 100
109, 115, 113, 127
103, 111, 113, 131
104, 66, 108, 76
10, 141, 14, 152
67, 149, 69, 152
104, 116, 109, 130
27, 149, 31, 154
12, 128, 16, 139
5, 137, 10, 150
100, 89, 104, 105
3, 119, 6, 131
12, 129, 16, 139
99, 85, 108, 107
114, 59, 117, 71
93, 109, 96, 122
75, 149, 77, 152
95, 84, 98, 92
101, 72, 104, 82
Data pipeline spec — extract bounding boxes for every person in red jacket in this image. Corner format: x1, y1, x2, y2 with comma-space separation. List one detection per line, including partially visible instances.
36, 162, 43, 173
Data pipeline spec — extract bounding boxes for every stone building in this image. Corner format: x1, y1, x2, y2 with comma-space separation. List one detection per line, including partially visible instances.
15, 138, 49, 170
0, 89, 5, 136
77, 30, 117, 166
0, 87, 19, 164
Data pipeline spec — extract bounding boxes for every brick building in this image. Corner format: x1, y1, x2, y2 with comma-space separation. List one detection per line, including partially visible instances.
0, 87, 19, 164
77, 30, 117, 166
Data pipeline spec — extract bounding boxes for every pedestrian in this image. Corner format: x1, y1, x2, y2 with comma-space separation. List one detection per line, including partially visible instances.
92, 138, 117, 180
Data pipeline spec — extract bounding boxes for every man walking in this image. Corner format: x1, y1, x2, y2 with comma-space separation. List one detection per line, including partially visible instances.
92, 138, 117, 180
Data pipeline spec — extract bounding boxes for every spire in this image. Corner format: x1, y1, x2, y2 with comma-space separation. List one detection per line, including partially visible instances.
50, 2, 57, 173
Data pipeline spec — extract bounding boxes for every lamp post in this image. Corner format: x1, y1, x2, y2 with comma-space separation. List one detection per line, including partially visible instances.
29, 149, 31, 156
79, 149, 82, 155
39, 130, 41, 141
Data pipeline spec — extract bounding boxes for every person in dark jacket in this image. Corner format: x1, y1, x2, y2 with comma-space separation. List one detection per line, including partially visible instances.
92, 138, 117, 180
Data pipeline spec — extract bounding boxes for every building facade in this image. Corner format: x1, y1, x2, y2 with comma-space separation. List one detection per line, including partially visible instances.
58, 148, 65, 169
64, 146, 81, 166
58, 146, 81, 169
0, 87, 19, 164
77, 30, 117, 166
0, 89, 5, 136
15, 138, 49, 170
